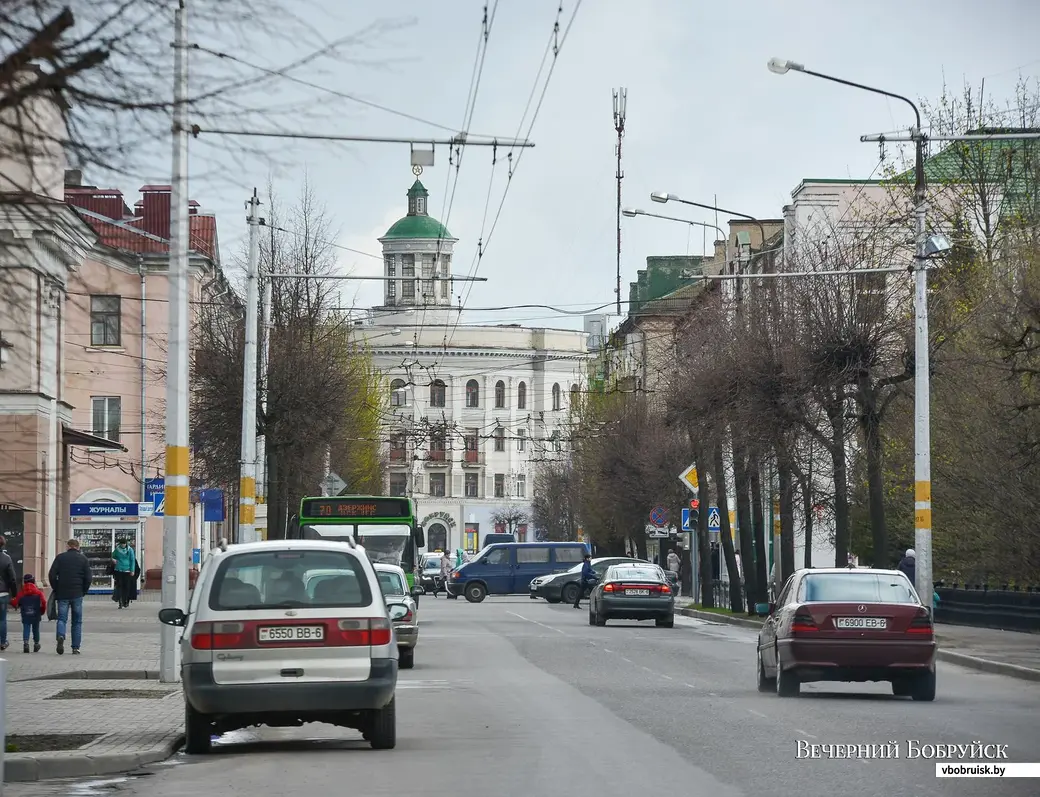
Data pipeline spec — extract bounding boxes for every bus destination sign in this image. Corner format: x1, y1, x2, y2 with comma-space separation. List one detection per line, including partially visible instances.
301, 497, 410, 519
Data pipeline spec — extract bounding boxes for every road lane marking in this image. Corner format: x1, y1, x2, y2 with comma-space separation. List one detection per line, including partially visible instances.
794, 729, 817, 738
621, 657, 633, 664
685, 683, 696, 689
602, 648, 613, 653
642, 665, 653, 672
660, 674, 673, 680
747, 708, 767, 718
506, 611, 566, 634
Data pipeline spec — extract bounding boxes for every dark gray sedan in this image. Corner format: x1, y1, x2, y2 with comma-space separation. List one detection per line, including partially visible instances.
588, 563, 675, 627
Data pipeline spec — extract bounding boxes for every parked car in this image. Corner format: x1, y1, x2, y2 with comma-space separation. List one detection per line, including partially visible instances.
533, 556, 646, 604
447, 542, 589, 603
588, 562, 675, 627
158, 538, 402, 753
374, 563, 423, 669
756, 567, 936, 700
418, 554, 443, 594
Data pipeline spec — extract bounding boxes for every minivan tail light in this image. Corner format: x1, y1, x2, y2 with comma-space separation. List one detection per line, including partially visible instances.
907, 610, 933, 636
791, 612, 817, 635
190, 621, 245, 650
335, 618, 393, 646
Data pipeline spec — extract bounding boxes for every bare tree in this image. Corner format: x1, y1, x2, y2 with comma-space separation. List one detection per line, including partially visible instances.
489, 507, 529, 537
531, 460, 579, 541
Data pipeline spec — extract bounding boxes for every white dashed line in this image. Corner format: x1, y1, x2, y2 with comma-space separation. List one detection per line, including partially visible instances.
685, 683, 696, 689
795, 729, 817, 739
660, 674, 673, 680
602, 648, 613, 654
506, 611, 566, 634
747, 708, 768, 718
641, 665, 653, 672
620, 657, 633, 664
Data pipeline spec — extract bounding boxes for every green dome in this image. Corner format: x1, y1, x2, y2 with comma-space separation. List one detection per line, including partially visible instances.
382, 214, 454, 240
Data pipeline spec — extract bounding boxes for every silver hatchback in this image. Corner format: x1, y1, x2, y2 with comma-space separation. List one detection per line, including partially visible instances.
159, 539, 406, 754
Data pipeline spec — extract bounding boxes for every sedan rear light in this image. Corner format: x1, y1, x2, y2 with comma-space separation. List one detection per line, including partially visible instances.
336, 618, 393, 646
190, 621, 245, 650
604, 583, 671, 593
791, 612, 818, 635
906, 609, 933, 636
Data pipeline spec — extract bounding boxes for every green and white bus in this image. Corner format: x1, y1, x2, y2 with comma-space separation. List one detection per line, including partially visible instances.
288, 496, 426, 587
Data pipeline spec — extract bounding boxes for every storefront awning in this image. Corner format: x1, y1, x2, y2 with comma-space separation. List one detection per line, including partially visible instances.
62, 424, 129, 452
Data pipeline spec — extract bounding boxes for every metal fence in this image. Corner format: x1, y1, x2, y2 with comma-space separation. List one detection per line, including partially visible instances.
935, 585, 1040, 632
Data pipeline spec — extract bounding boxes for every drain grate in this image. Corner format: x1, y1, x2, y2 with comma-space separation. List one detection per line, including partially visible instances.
46, 688, 177, 700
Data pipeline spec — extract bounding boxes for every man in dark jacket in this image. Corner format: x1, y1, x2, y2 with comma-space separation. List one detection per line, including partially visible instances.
897, 548, 917, 591
0, 535, 19, 651
572, 553, 598, 609
47, 538, 92, 655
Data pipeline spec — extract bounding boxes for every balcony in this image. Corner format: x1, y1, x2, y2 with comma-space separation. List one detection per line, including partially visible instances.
423, 449, 450, 468
388, 448, 410, 468
461, 450, 486, 468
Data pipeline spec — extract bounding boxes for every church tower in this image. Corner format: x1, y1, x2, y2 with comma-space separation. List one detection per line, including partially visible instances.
377, 179, 458, 311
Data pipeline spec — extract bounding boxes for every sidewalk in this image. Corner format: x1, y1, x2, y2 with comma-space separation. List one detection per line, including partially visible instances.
676, 601, 1040, 683
3, 595, 184, 782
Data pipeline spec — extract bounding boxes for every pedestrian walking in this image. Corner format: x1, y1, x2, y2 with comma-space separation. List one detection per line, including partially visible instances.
897, 548, 917, 587
437, 550, 453, 597
572, 553, 597, 609
11, 574, 45, 653
110, 539, 141, 608
0, 535, 19, 651
47, 538, 92, 655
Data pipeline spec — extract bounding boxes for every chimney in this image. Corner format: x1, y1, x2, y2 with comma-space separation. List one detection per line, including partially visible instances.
64, 169, 82, 187
714, 239, 727, 261
138, 184, 172, 240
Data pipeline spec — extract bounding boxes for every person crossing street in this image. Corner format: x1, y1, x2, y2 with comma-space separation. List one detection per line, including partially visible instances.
572, 552, 597, 609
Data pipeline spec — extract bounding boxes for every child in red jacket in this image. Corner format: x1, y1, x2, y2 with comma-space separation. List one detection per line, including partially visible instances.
11, 574, 45, 653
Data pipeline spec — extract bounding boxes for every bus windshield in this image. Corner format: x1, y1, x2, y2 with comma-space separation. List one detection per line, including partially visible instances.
357, 524, 411, 566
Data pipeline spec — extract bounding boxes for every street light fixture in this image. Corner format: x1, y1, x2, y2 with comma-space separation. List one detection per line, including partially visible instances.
768, 57, 936, 609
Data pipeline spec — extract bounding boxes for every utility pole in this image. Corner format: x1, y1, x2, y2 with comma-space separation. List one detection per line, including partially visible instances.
257, 248, 272, 527
160, 0, 190, 684
613, 88, 627, 316
238, 189, 261, 544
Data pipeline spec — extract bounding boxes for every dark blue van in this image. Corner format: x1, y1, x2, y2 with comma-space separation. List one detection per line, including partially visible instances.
448, 542, 589, 603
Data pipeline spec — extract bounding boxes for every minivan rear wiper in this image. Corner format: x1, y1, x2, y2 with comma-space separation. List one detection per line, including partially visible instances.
226, 601, 307, 610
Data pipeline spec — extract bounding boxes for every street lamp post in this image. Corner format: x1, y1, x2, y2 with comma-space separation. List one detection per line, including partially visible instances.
768, 57, 935, 608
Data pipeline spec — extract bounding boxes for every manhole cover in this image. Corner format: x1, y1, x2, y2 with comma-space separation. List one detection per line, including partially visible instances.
7, 733, 102, 752
46, 688, 177, 700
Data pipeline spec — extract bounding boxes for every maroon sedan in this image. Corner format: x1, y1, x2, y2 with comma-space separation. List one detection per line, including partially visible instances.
756, 567, 936, 701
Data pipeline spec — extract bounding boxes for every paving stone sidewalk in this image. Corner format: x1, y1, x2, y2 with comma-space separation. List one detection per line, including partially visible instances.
676, 601, 1040, 682
3, 596, 184, 782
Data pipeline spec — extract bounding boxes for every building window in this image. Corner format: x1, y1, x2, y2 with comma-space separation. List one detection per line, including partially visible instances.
570, 383, 579, 407
402, 278, 415, 300
430, 379, 446, 408
465, 429, 479, 463
517, 381, 527, 410
91, 396, 121, 442
416, 197, 426, 214
494, 473, 505, 498
440, 256, 451, 299
390, 378, 407, 407
429, 473, 446, 497
389, 473, 408, 496
429, 430, 446, 461
402, 254, 415, 299
551, 431, 562, 452
465, 472, 479, 498
465, 379, 479, 408
389, 433, 407, 463
552, 383, 561, 411
516, 428, 526, 452
494, 380, 506, 409
90, 295, 121, 346
516, 474, 526, 498
494, 427, 505, 452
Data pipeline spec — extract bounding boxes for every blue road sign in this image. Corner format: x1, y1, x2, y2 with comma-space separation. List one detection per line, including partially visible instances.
649, 505, 669, 528
199, 489, 225, 523
682, 506, 721, 532
143, 477, 165, 518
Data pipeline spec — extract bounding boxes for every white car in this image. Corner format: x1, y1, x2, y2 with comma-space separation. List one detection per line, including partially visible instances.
158, 538, 409, 753
374, 563, 422, 669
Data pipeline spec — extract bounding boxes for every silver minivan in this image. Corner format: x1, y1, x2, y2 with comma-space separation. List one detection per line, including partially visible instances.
158, 539, 406, 753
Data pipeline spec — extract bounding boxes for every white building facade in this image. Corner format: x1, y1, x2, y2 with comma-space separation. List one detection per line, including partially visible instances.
358, 179, 588, 553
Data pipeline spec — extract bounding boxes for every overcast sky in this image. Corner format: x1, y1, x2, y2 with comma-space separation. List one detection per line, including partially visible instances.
144, 0, 1040, 331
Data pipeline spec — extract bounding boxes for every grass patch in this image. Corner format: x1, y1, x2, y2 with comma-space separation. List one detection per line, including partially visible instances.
6, 733, 102, 753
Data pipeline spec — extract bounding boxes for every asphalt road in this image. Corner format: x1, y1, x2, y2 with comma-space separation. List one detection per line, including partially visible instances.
11, 595, 1040, 797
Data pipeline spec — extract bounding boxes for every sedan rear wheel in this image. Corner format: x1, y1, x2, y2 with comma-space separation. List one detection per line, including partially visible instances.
891, 678, 912, 697
595, 608, 607, 626
757, 649, 776, 693
776, 658, 800, 697
655, 615, 674, 628
368, 697, 396, 749
911, 670, 936, 702
183, 701, 212, 754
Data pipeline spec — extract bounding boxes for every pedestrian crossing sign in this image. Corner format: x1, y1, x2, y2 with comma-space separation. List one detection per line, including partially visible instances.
707, 508, 721, 531
153, 495, 165, 518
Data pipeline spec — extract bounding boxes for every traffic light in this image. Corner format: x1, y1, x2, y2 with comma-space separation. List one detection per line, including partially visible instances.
689, 499, 700, 526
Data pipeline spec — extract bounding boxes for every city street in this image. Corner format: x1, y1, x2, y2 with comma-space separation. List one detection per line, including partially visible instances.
8, 597, 1040, 797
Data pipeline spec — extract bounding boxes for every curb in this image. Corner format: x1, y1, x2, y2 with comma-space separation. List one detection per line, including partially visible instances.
14, 670, 158, 683
4, 734, 184, 782
677, 607, 1040, 683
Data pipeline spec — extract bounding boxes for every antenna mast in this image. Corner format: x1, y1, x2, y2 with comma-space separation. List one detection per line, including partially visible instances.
613, 87, 627, 316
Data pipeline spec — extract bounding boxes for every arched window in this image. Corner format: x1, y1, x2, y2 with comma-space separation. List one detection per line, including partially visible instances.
569, 383, 579, 408
552, 383, 561, 411
494, 380, 506, 409
551, 431, 562, 452
494, 427, 505, 452
430, 379, 446, 408
465, 379, 480, 408
517, 381, 527, 410
390, 378, 406, 407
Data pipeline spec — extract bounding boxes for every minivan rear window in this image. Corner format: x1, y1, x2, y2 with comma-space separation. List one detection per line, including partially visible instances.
554, 546, 585, 563
208, 549, 372, 610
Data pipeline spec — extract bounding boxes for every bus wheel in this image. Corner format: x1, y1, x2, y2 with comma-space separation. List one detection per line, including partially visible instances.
464, 582, 487, 603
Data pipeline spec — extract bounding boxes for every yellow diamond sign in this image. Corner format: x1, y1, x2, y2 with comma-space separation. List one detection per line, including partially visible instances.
678, 463, 699, 494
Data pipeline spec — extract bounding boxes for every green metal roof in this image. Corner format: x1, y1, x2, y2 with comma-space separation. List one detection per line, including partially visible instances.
382, 214, 453, 240
407, 179, 429, 198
